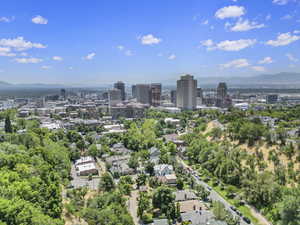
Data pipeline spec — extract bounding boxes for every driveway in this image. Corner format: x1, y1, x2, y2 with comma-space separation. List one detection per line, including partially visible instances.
128, 190, 140, 225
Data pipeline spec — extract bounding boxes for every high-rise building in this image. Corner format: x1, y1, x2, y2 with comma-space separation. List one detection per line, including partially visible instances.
216, 82, 231, 108
217, 82, 227, 100
132, 85, 137, 98
135, 84, 150, 104
170, 90, 177, 105
266, 94, 278, 104
150, 83, 162, 106
114, 81, 126, 101
197, 88, 203, 105
176, 74, 197, 110
60, 88, 66, 100
108, 88, 122, 106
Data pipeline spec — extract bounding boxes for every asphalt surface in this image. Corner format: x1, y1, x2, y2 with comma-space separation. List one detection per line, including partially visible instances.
178, 159, 252, 225
70, 164, 100, 190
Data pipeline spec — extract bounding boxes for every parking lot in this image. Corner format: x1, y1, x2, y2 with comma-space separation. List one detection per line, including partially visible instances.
70, 164, 100, 190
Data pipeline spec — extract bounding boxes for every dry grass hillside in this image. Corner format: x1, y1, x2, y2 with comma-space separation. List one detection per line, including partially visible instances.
204, 121, 300, 183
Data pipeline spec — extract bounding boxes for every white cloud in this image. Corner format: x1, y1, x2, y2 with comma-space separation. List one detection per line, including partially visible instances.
84, 52, 96, 60
266, 32, 300, 46
168, 54, 176, 60
201, 39, 256, 51
286, 53, 298, 62
273, 0, 298, 5
0, 37, 46, 51
0, 69, 4, 73
0, 47, 16, 57
14, 57, 43, 64
140, 34, 162, 45
201, 39, 214, 47
201, 20, 209, 25
217, 39, 256, 51
41, 65, 51, 70
0, 16, 14, 23
125, 50, 133, 56
69, 66, 73, 70
252, 66, 266, 72
294, 30, 300, 34
229, 19, 265, 32
117, 45, 124, 51
31, 15, 48, 24
52, 56, 63, 61
266, 14, 272, 21
221, 58, 250, 68
116, 46, 133, 56
215, 5, 245, 19
259, 57, 273, 64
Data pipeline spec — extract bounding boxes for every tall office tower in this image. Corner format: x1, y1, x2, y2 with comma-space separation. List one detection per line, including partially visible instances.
60, 88, 66, 100
170, 90, 177, 105
132, 85, 137, 98
197, 88, 203, 105
136, 84, 150, 104
176, 74, 197, 110
266, 94, 278, 104
150, 83, 162, 106
108, 88, 122, 106
114, 81, 126, 101
216, 82, 230, 108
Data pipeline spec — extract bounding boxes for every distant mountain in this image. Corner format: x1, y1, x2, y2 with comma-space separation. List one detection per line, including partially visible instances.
197, 72, 300, 88
0, 82, 68, 90
0, 81, 12, 86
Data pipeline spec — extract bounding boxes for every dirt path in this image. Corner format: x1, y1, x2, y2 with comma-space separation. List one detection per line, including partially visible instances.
128, 190, 139, 225
96, 157, 107, 174
249, 205, 273, 225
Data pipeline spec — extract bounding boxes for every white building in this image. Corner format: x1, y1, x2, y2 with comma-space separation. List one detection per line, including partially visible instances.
75, 156, 95, 166
154, 164, 174, 176
176, 75, 197, 110
76, 163, 98, 176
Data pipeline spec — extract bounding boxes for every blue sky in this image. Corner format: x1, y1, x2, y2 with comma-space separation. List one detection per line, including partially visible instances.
0, 0, 299, 84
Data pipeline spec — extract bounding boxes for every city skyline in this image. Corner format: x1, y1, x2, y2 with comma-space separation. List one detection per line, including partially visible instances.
0, 0, 300, 84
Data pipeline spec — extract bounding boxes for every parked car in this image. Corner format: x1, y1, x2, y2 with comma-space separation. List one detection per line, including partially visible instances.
67, 184, 74, 189
236, 211, 242, 216
230, 206, 237, 212
243, 216, 251, 224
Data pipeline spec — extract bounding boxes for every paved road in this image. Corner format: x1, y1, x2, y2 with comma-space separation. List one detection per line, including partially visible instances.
178, 158, 252, 225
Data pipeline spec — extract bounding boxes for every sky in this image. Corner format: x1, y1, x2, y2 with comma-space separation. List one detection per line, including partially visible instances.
0, 0, 300, 85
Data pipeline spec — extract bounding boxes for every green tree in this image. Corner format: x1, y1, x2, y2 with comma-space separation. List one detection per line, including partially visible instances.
152, 186, 175, 215
99, 172, 115, 192
212, 201, 227, 221
137, 192, 151, 218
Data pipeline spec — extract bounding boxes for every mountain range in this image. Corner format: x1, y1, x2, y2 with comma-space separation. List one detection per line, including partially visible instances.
1, 72, 300, 89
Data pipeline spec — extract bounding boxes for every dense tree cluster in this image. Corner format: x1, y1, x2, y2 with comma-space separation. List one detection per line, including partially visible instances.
0, 127, 71, 225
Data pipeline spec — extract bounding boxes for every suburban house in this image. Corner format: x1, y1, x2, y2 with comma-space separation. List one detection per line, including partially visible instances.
154, 164, 174, 176
181, 210, 227, 225
149, 147, 160, 164
174, 190, 197, 202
